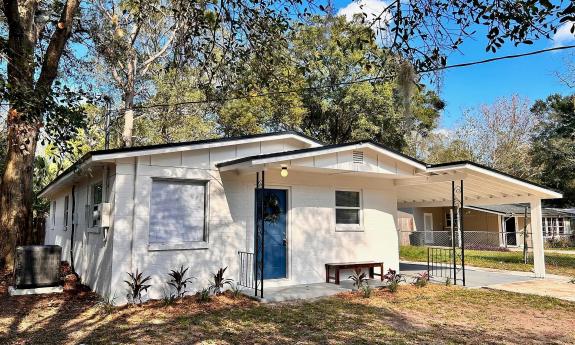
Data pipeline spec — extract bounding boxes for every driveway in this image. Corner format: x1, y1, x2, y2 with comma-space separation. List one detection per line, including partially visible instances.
400, 262, 536, 288
400, 261, 575, 302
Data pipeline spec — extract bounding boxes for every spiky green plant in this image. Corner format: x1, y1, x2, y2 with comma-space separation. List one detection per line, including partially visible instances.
209, 267, 233, 295
124, 269, 152, 304
413, 272, 430, 288
198, 287, 211, 302
383, 269, 405, 293
167, 265, 194, 299
348, 268, 368, 289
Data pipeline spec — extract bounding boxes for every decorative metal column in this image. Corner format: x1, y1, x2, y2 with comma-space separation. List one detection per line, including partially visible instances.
254, 171, 265, 298
451, 180, 466, 286
459, 180, 465, 286
451, 181, 457, 284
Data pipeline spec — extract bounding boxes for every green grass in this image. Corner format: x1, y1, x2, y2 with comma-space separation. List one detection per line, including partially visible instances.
545, 247, 575, 251
400, 245, 575, 277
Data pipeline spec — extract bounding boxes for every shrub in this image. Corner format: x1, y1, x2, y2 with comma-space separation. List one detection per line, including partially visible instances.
348, 268, 368, 289
125, 269, 152, 304
96, 293, 117, 314
545, 235, 575, 249
361, 284, 373, 298
413, 272, 429, 288
209, 267, 233, 295
383, 269, 405, 293
198, 287, 211, 302
230, 282, 244, 298
445, 277, 451, 286
161, 288, 177, 306
167, 265, 194, 299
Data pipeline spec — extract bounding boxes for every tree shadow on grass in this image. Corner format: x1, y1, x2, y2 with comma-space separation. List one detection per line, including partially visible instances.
3, 286, 575, 344
74, 291, 574, 345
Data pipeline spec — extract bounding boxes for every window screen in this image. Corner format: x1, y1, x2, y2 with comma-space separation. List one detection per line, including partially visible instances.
149, 179, 207, 243
51, 201, 56, 228
335, 191, 360, 225
64, 195, 69, 230
92, 182, 103, 204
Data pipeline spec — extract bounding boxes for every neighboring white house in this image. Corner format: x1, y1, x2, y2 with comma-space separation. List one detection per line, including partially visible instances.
40, 132, 562, 303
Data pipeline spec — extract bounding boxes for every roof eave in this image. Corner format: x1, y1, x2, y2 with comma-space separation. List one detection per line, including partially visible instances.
427, 162, 562, 199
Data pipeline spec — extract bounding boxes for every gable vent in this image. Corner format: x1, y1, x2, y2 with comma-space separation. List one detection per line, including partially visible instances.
352, 150, 364, 164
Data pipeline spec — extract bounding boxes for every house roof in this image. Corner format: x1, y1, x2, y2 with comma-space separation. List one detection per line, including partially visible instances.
426, 161, 556, 194
38, 131, 321, 197
38, 131, 563, 204
216, 140, 428, 171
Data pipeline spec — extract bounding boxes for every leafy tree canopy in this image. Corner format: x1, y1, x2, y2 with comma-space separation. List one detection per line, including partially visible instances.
531, 94, 575, 206
210, 15, 444, 150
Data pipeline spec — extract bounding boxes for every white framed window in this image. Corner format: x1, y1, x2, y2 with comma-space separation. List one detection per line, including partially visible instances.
149, 179, 209, 248
64, 195, 69, 231
51, 200, 57, 229
335, 190, 362, 231
543, 217, 565, 237
86, 181, 104, 229
445, 210, 452, 229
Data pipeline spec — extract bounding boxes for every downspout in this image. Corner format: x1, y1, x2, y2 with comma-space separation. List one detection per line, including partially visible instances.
70, 184, 79, 278
129, 157, 139, 274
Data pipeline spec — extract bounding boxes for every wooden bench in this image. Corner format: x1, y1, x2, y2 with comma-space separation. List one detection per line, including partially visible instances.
325, 261, 384, 284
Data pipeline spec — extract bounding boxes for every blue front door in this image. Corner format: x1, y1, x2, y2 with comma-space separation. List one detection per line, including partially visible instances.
257, 189, 287, 279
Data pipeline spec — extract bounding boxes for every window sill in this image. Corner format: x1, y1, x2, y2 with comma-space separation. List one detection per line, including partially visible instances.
335, 226, 364, 232
148, 241, 209, 251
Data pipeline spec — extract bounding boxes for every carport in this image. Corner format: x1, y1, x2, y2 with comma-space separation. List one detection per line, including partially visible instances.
395, 161, 562, 281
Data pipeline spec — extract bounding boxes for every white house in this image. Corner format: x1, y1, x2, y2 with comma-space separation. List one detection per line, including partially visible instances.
40, 132, 561, 303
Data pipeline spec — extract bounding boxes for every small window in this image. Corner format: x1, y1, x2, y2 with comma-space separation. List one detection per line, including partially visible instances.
445, 210, 452, 228
51, 201, 57, 229
335, 190, 362, 231
64, 195, 69, 230
149, 179, 208, 244
86, 182, 104, 228
92, 182, 103, 205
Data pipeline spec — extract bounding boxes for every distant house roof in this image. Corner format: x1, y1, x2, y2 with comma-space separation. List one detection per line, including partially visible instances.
468, 204, 575, 217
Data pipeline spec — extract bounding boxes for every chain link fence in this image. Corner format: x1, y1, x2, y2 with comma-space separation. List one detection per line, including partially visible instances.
399, 230, 575, 278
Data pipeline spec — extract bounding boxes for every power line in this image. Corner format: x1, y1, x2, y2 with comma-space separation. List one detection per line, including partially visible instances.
418, 44, 575, 73
127, 44, 575, 111
2, 44, 573, 112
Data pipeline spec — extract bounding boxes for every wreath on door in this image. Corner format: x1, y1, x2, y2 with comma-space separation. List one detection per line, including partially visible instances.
263, 193, 281, 224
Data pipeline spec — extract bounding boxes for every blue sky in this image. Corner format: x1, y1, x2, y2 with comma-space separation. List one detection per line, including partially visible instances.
335, 0, 575, 129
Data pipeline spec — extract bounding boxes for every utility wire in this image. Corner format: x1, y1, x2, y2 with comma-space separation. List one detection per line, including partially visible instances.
418, 44, 575, 73
126, 44, 575, 111
2, 44, 573, 111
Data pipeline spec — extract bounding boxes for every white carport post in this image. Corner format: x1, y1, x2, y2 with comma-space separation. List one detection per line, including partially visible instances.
530, 198, 546, 278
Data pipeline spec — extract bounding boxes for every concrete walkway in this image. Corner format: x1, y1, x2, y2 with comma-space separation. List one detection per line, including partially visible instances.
400, 261, 536, 288
242, 279, 385, 303
486, 279, 575, 302
241, 263, 574, 303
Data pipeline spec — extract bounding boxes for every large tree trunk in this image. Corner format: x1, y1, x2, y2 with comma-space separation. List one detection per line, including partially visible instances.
0, 0, 80, 269
121, 56, 137, 147
0, 117, 38, 268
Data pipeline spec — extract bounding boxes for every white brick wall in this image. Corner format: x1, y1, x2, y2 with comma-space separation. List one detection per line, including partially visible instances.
47, 137, 402, 304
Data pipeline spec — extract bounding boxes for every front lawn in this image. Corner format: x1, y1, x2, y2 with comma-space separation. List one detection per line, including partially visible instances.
1, 279, 574, 344
400, 245, 575, 277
